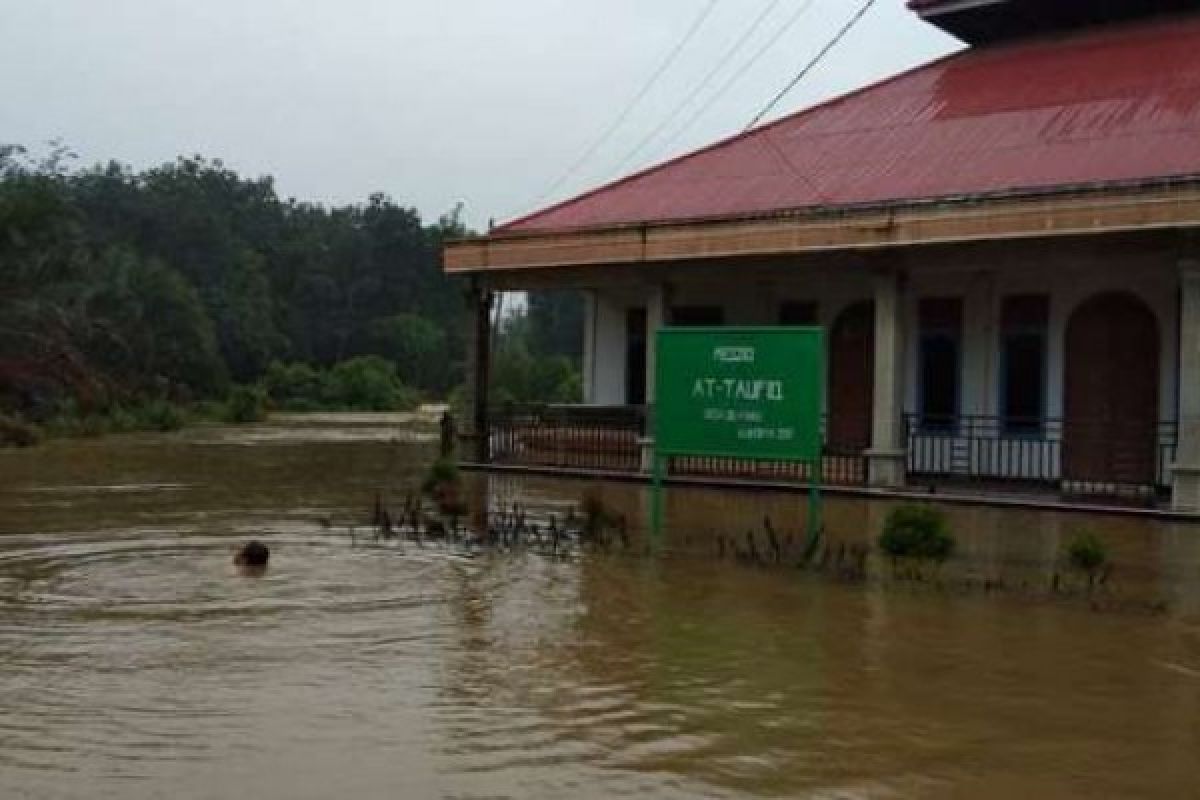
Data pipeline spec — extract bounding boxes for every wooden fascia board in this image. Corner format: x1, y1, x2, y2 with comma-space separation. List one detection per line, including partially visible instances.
443, 186, 1200, 274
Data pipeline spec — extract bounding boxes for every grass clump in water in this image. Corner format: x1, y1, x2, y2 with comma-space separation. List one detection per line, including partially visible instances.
1066, 532, 1108, 573
879, 504, 955, 570
421, 458, 467, 518
1061, 531, 1111, 593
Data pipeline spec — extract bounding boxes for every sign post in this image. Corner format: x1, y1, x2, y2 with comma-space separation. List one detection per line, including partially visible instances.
651, 327, 825, 549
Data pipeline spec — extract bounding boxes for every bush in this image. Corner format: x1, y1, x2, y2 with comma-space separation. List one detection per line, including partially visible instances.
136, 398, 186, 432
0, 414, 43, 447
879, 504, 955, 562
224, 385, 268, 424
421, 457, 460, 496
263, 361, 325, 411
325, 356, 419, 411
421, 457, 467, 517
580, 487, 621, 540
1065, 533, 1108, 574
41, 398, 186, 436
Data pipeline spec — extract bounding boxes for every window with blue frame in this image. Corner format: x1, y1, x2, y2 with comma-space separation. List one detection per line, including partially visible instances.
919, 298, 962, 431
1000, 295, 1048, 435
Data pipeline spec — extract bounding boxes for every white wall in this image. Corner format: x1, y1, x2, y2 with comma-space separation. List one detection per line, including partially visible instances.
580, 239, 1181, 468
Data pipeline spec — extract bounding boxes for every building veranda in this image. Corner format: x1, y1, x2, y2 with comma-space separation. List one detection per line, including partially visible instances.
444, 0, 1200, 513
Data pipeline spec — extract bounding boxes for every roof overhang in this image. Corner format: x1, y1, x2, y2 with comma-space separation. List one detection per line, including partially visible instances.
909, 0, 1200, 45
445, 182, 1200, 276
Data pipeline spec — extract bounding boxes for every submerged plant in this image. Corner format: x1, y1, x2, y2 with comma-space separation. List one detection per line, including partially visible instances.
1063, 532, 1110, 592
421, 458, 460, 496
579, 487, 626, 547
879, 504, 956, 565
421, 458, 468, 520
1066, 532, 1108, 573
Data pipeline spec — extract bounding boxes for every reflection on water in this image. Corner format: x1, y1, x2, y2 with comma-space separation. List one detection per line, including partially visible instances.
1, 415, 1199, 799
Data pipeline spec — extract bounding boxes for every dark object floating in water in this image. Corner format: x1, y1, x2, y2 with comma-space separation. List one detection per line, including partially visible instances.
234, 540, 270, 568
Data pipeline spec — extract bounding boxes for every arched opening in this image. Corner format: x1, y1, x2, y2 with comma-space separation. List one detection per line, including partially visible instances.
828, 301, 874, 452
1063, 292, 1160, 487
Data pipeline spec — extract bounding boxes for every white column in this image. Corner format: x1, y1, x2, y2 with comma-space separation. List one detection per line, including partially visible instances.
866, 268, 907, 487
640, 283, 670, 472
582, 290, 597, 404
645, 283, 670, 404
1173, 260, 1200, 509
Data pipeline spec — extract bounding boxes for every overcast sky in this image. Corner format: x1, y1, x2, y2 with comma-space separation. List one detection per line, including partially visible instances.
1, 0, 958, 229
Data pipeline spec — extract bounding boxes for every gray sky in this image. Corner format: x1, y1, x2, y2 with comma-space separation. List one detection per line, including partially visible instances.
1, 0, 957, 229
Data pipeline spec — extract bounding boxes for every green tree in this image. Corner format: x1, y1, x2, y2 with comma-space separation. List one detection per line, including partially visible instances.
366, 313, 450, 392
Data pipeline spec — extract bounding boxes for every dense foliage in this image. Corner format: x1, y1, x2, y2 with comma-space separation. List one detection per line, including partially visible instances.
0, 143, 583, 433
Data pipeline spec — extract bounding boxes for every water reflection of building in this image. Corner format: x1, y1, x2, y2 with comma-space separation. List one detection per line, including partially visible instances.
447, 1, 1200, 514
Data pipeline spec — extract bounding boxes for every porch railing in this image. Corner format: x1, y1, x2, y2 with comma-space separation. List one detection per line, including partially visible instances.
485, 407, 1179, 500
486, 406, 868, 486
906, 414, 1178, 498
490, 404, 645, 472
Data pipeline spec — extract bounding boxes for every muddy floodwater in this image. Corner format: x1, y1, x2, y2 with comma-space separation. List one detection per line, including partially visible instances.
2, 414, 1200, 799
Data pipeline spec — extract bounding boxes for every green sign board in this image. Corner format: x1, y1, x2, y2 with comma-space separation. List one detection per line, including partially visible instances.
655, 327, 824, 461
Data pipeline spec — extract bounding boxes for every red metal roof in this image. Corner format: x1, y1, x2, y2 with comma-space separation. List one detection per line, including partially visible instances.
500, 13, 1200, 235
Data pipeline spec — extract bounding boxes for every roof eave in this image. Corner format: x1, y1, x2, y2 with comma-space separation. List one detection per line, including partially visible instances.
444, 179, 1200, 275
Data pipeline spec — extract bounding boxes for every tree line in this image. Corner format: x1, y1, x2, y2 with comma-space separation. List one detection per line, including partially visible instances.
0, 142, 582, 437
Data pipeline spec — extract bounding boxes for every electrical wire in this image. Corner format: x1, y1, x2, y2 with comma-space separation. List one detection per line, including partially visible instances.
610, 0, 788, 176
528, 0, 721, 209
646, 0, 821, 165
745, 0, 878, 130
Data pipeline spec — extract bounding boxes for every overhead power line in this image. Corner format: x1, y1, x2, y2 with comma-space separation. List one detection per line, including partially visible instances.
745, 0, 878, 130
528, 0, 722, 209
611, 0, 788, 175
647, 0, 820, 166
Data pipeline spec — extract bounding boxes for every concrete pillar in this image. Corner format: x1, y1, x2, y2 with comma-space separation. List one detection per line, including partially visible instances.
1173, 260, 1200, 509
640, 283, 670, 471
582, 289, 598, 404
645, 283, 670, 404
462, 283, 494, 464
866, 267, 908, 487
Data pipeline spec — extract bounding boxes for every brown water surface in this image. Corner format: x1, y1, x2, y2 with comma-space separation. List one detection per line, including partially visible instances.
1, 414, 1199, 799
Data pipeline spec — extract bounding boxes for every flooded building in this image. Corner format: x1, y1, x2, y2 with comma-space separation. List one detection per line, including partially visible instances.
444, 0, 1200, 512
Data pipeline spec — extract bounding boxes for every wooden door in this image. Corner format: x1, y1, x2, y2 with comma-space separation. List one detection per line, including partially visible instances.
828, 301, 875, 452
1063, 292, 1159, 486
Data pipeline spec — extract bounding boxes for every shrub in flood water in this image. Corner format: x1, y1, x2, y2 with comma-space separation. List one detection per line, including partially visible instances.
325, 357, 419, 411
580, 487, 622, 542
1064, 532, 1110, 591
0, 414, 43, 447
879, 504, 955, 564
223, 385, 268, 424
262, 361, 326, 412
42, 398, 186, 437
1065, 533, 1108, 573
136, 398, 187, 432
421, 458, 467, 518
262, 358, 420, 412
